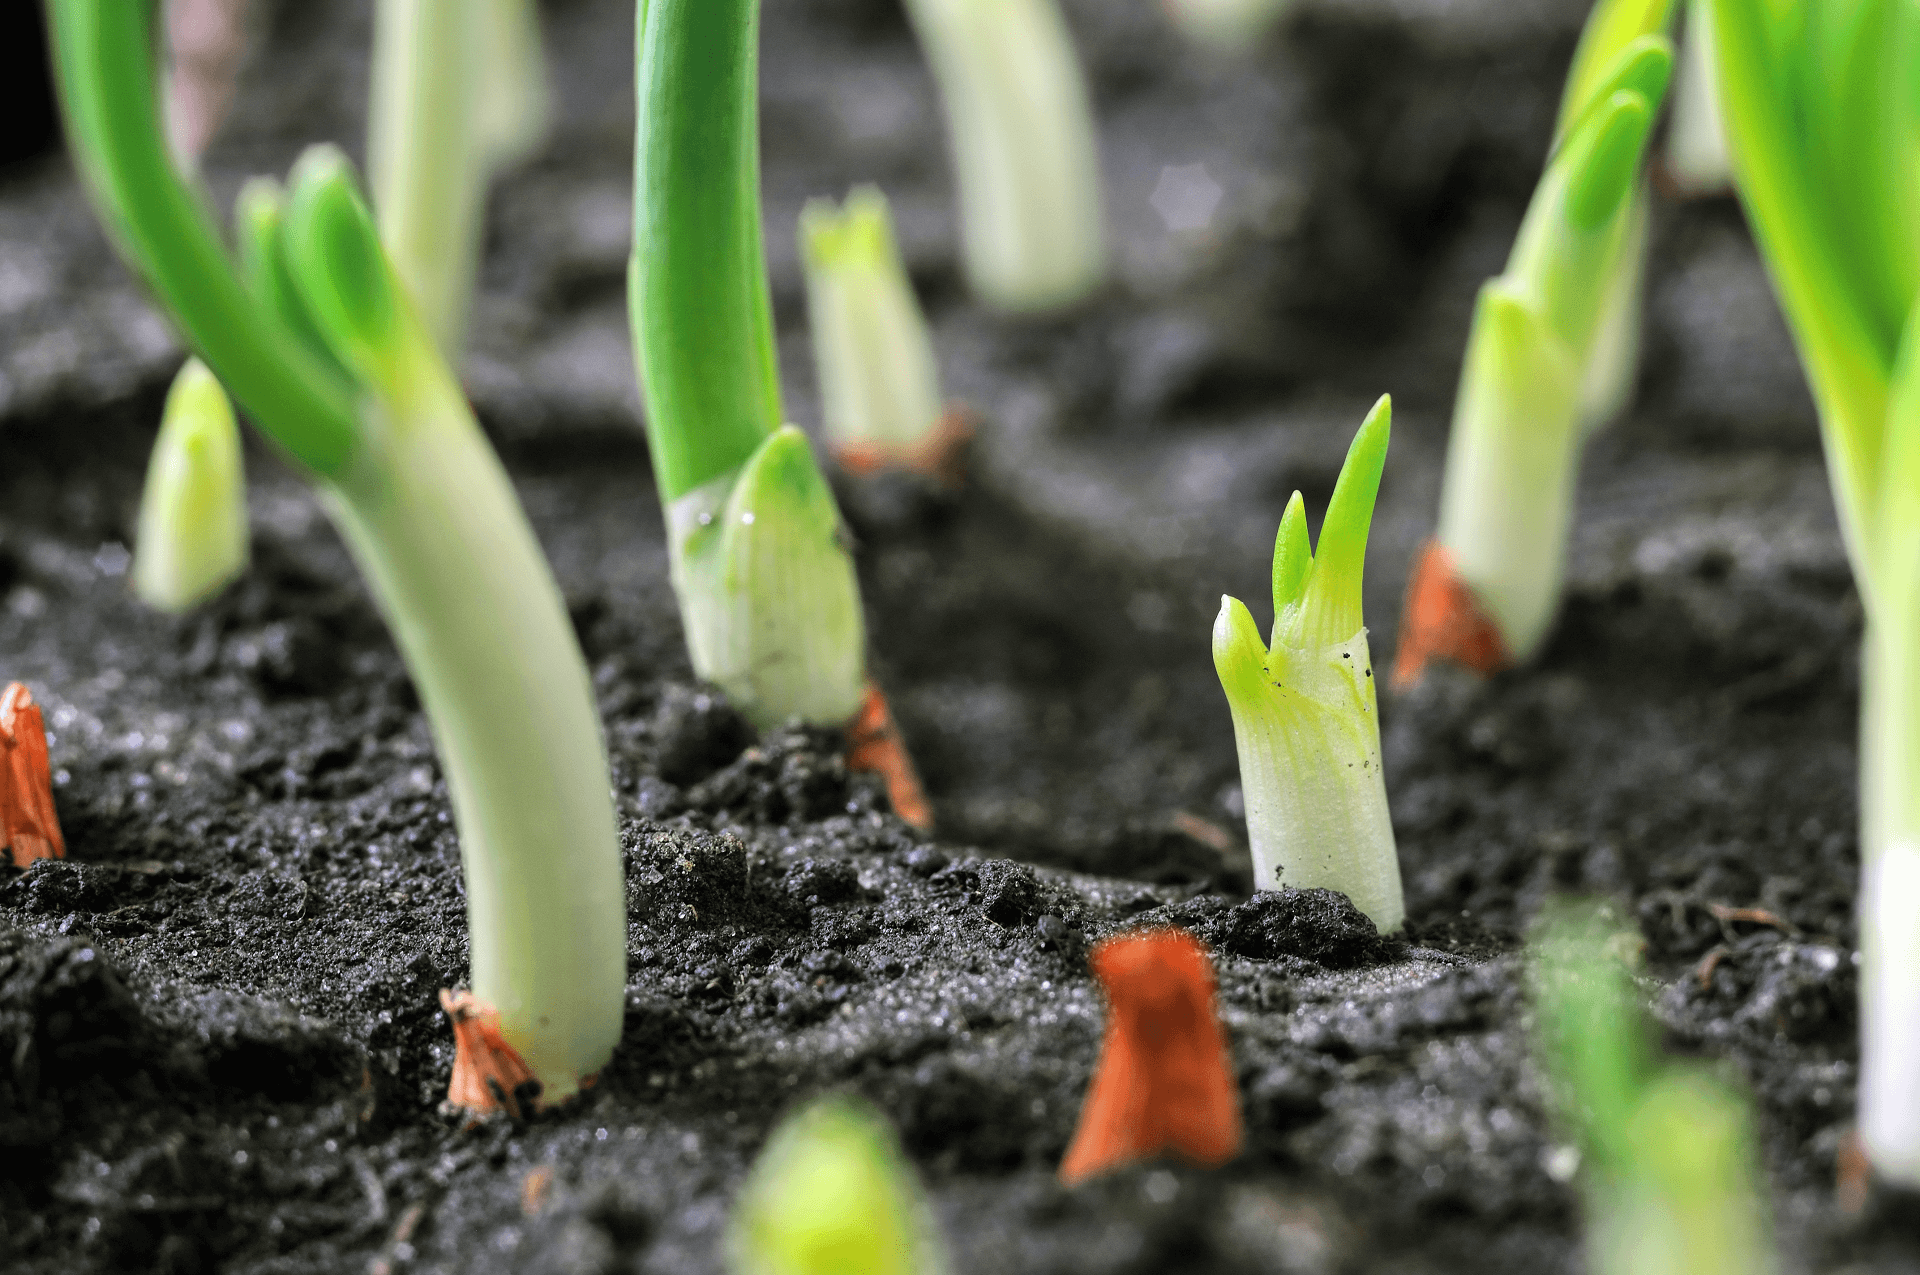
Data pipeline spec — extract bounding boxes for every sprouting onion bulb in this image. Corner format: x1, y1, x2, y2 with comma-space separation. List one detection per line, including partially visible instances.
1213, 395, 1403, 932
49, 0, 623, 1107
1708, 0, 1920, 1188
133, 358, 249, 613
632, 0, 872, 730
668, 427, 868, 730
799, 187, 945, 459
728, 1097, 949, 1275
901, 0, 1106, 313
368, 0, 549, 364
1432, 27, 1673, 663
1532, 905, 1776, 1275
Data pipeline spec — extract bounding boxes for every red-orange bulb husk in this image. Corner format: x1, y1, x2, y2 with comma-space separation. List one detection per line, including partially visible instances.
439, 989, 541, 1121
1060, 928, 1241, 1185
1, 683, 66, 868
845, 682, 934, 833
831, 404, 974, 489
1390, 539, 1512, 690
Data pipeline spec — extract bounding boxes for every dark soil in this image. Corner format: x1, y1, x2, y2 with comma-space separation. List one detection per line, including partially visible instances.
0, 0, 1905, 1271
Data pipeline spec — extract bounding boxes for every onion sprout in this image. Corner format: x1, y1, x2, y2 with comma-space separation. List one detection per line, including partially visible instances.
1213, 396, 1403, 931
132, 358, 250, 613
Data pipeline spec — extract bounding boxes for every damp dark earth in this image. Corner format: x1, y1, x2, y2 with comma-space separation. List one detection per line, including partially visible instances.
0, 0, 1909, 1271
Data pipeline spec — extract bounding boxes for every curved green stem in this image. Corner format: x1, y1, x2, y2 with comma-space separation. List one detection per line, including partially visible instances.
47, 0, 360, 478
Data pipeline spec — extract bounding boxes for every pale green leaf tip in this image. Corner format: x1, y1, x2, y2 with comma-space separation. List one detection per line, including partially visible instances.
1212, 593, 1269, 694
730, 1097, 940, 1275
133, 359, 249, 614
730, 426, 844, 538
1271, 491, 1311, 615
800, 185, 896, 272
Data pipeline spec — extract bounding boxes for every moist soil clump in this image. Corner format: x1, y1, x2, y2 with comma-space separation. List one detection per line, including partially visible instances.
0, 0, 1909, 1271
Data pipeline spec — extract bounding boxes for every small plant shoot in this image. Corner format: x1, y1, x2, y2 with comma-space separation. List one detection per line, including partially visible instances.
1163, 0, 1291, 53
1396, 0, 1675, 684
1533, 905, 1777, 1275
133, 358, 250, 613
799, 186, 964, 479
368, 0, 549, 364
50, 2, 625, 1111
1213, 395, 1403, 932
1664, 0, 1733, 196
1710, 0, 1920, 1187
632, 0, 870, 733
901, 0, 1106, 313
729, 1097, 949, 1275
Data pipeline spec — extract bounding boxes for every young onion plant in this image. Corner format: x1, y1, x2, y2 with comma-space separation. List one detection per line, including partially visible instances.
1709, 0, 1920, 1188
631, 0, 867, 733
800, 186, 962, 477
133, 359, 250, 613
1532, 905, 1776, 1275
368, 0, 549, 365
901, 0, 1106, 314
1396, 1, 1674, 684
1213, 396, 1403, 932
729, 1097, 949, 1275
51, 1, 624, 1109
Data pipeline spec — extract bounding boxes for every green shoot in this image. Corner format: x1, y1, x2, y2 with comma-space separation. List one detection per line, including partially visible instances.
901, 0, 1106, 313
1162, 0, 1291, 53
1213, 396, 1403, 931
1531, 905, 1776, 1275
133, 359, 249, 613
1416, 17, 1673, 670
1664, 0, 1733, 196
368, 0, 550, 364
799, 186, 945, 461
51, 2, 623, 1106
728, 1097, 949, 1275
632, 0, 870, 731
1709, 0, 1920, 1185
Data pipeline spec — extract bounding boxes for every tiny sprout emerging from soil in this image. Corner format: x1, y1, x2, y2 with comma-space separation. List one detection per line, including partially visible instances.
729, 1097, 949, 1275
1708, 0, 1920, 1186
369, 0, 548, 365
133, 359, 249, 614
631, 0, 930, 827
1213, 395, 1404, 932
1060, 929, 1241, 1185
1532, 904, 1776, 1275
799, 186, 970, 482
1161, 0, 1290, 54
901, 0, 1106, 314
1398, 0, 1674, 685
0, 684, 65, 869
50, 2, 624, 1110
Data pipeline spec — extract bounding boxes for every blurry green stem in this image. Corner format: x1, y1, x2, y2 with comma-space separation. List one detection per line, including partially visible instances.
369, 0, 549, 364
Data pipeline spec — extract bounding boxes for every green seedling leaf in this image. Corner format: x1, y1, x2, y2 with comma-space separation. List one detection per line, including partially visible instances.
1559, 0, 1679, 138
47, 0, 360, 477
729, 1097, 948, 1275
1269, 490, 1311, 631
133, 360, 250, 613
282, 146, 409, 397
1567, 93, 1655, 232
1290, 394, 1390, 650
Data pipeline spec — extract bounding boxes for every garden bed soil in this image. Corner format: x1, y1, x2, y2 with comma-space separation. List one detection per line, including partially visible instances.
0, 0, 1908, 1271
